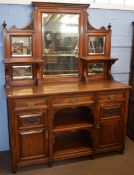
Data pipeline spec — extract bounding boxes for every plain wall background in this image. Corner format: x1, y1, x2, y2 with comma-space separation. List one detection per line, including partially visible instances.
0, 3, 133, 151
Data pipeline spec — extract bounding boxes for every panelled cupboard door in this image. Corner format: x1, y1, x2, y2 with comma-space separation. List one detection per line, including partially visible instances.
96, 119, 122, 150
15, 110, 49, 164
96, 102, 124, 152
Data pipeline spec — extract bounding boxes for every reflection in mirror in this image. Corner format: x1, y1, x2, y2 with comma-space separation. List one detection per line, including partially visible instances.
88, 63, 104, 76
42, 13, 79, 76
11, 36, 32, 57
12, 65, 32, 80
88, 36, 105, 55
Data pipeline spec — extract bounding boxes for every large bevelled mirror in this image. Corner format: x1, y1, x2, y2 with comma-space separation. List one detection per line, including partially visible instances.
42, 13, 79, 76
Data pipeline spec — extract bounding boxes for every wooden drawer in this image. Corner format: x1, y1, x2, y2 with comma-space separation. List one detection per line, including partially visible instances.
53, 94, 95, 106
14, 98, 48, 110
98, 91, 125, 102
18, 112, 46, 128
100, 105, 122, 118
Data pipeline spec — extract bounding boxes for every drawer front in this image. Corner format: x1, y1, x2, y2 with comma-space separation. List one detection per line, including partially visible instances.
14, 98, 48, 110
18, 113, 46, 128
53, 94, 95, 106
100, 105, 122, 118
98, 92, 124, 102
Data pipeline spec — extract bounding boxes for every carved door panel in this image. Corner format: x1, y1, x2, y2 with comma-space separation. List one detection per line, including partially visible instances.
15, 110, 48, 163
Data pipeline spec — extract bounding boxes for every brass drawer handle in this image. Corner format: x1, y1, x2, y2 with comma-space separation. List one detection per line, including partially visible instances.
107, 95, 116, 100
68, 98, 77, 104
27, 102, 35, 108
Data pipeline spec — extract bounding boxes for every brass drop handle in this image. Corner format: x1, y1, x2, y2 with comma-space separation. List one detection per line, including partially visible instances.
108, 95, 116, 100
27, 102, 35, 108
96, 123, 100, 129
44, 129, 48, 139
68, 98, 77, 104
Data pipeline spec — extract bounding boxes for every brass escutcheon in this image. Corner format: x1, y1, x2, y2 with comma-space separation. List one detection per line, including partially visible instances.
27, 102, 35, 108
68, 98, 77, 104
108, 95, 116, 100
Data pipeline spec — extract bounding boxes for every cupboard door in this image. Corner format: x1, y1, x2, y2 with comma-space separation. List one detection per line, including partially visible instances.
96, 102, 124, 152
15, 110, 48, 163
19, 129, 47, 161
96, 119, 122, 150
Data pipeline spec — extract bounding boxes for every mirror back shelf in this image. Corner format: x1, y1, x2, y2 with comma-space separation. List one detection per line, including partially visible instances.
3, 2, 116, 87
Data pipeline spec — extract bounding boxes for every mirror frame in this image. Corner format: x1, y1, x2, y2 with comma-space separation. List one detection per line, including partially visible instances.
8, 32, 35, 60
85, 29, 111, 59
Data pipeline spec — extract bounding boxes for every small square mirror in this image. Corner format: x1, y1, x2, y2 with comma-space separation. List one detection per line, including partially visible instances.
12, 65, 33, 80
11, 36, 32, 57
88, 63, 104, 76
88, 36, 105, 55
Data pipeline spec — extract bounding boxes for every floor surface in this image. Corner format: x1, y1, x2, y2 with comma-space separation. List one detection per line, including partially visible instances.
0, 137, 134, 175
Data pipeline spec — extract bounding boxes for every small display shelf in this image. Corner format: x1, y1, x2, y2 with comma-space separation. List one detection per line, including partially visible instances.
53, 107, 94, 133
53, 130, 93, 158
81, 57, 118, 81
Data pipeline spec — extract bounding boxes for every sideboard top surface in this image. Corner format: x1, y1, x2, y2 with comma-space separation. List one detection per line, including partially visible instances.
6, 80, 130, 98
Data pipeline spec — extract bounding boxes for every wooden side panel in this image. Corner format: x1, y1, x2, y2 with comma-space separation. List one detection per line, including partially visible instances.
127, 100, 134, 139
128, 22, 134, 140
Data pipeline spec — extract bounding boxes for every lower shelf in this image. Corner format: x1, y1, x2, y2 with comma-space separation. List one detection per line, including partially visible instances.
53, 147, 93, 160
53, 130, 93, 158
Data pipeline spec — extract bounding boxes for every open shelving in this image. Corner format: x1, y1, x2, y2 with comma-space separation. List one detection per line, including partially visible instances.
53, 107, 94, 133
53, 130, 93, 158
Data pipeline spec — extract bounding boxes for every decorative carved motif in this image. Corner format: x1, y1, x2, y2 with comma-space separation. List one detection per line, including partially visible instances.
87, 22, 112, 31
87, 22, 107, 31
24, 18, 34, 30
7, 19, 34, 31
20, 116, 41, 127
101, 106, 121, 117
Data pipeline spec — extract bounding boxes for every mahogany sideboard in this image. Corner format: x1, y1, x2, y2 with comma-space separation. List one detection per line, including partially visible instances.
6, 80, 130, 173
3, 2, 130, 173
